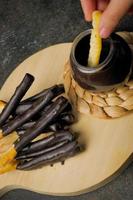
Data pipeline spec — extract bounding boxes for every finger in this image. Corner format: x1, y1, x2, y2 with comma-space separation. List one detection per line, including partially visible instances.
80, 0, 96, 21
100, 0, 132, 38
97, 0, 109, 11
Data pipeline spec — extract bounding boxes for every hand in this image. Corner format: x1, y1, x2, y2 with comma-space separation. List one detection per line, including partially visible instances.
80, 0, 133, 38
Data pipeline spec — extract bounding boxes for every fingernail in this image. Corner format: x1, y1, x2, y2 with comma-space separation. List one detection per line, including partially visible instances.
100, 27, 109, 38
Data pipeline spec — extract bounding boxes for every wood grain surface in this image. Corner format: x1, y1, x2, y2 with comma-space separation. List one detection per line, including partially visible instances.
0, 42, 133, 196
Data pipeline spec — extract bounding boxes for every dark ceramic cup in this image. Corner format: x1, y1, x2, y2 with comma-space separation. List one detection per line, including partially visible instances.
70, 30, 133, 92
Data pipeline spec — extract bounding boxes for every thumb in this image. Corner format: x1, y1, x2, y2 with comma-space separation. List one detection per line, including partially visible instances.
99, 0, 132, 38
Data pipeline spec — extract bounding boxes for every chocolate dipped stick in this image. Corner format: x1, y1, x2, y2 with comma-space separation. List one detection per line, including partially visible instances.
0, 73, 34, 129
17, 141, 79, 170
21, 84, 64, 104
19, 131, 74, 154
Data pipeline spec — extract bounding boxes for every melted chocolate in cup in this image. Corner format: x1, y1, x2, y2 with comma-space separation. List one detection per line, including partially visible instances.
70, 30, 133, 92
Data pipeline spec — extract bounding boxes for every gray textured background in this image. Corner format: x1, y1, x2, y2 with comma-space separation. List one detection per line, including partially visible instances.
0, 1, 133, 200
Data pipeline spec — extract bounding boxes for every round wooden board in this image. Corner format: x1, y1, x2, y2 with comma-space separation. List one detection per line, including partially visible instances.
0, 43, 133, 196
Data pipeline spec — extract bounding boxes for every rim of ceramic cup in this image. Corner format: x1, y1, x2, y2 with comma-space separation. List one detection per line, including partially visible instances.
71, 29, 114, 74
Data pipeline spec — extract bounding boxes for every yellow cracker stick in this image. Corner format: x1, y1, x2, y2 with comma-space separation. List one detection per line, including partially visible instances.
0, 160, 18, 174
88, 10, 102, 67
0, 132, 3, 140
0, 100, 6, 110
0, 146, 17, 167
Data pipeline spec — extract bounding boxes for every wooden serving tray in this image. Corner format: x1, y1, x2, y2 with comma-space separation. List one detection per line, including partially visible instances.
0, 41, 133, 196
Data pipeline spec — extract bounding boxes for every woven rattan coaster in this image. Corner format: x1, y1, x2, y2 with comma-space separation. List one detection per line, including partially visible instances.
64, 32, 133, 119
